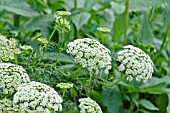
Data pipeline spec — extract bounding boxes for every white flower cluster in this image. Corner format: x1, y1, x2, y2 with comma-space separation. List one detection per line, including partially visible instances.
0, 35, 21, 62
117, 45, 154, 82
0, 99, 24, 113
13, 81, 63, 113
79, 97, 103, 113
57, 83, 74, 89
67, 38, 112, 75
0, 63, 30, 94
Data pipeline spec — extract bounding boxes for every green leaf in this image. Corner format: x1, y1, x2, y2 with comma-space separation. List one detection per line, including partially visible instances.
84, 0, 100, 11
130, 0, 166, 11
166, 0, 170, 10
23, 14, 54, 38
139, 99, 159, 111
167, 94, 170, 113
87, 90, 103, 104
0, 0, 38, 17
113, 12, 126, 42
71, 12, 91, 30
119, 82, 139, 93
156, 94, 168, 113
139, 81, 168, 94
102, 86, 122, 113
137, 13, 154, 46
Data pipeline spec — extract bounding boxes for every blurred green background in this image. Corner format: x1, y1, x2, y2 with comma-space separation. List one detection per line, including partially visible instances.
0, 0, 170, 113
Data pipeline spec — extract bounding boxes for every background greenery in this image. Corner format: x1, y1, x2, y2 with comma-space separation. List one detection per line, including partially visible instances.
0, 0, 170, 113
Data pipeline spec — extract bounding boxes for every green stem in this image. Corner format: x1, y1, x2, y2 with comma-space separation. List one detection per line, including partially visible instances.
48, 28, 56, 42
101, 33, 105, 44
123, 0, 129, 45
128, 102, 135, 113
14, 14, 20, 27
98, 74, 126, 87
55, 67, 70, 77
74, 0, 77, 9
37, 0, 49, 8
61, 27, 65, 47
153, 17, 170, 61
33, 46, 42, 64
62, 90, 66, 98
37, 28, 56, 65
68, 66, 82, 77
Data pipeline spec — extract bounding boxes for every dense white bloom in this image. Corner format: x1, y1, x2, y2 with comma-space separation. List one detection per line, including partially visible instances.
0, 99, 24, 113
0, 63, 30, 95
79, 97, 103, 113
0, 35, 21, 62
13, 81, 63, 113
117, 45, 154, 82
57, 83, 73, 89
67, 38, 112, 75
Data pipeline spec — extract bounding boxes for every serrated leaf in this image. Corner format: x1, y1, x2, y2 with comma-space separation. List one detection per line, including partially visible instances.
130, 0, 166, 11
102, 86, 122, 113
139, 99, 159, 111
71, 12, 91, 30
113, 12, 126, 42
137, 13, 154, 46
0, 0, 38, 17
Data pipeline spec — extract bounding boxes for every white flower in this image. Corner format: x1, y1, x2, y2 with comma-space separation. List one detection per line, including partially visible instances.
67, 38, 112, 75
0, 35, 21, 62
117, 45, 154, 83
0, 63, 30, 95
79, 97, 103, 113
13, 81, 63, 112
0, 99, 24, 113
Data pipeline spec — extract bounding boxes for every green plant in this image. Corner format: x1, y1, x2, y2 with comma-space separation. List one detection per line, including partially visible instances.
0, 0, 170, 113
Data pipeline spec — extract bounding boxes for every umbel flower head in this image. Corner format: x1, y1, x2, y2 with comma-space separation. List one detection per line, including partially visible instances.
97, 27, 111, 33
20, 45, 33, 51
0, 35, 21, 62
79, 97, 103, 113
0, 63, 30, 95
54, 11, 71, 31
57, 83, 74, 89
13, 81, 63, 113
66, 38, 112, 75
37, 37, 48, 46
56, 11, 71, 17
0, 99, 24, 113
117, 45, 154, 83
